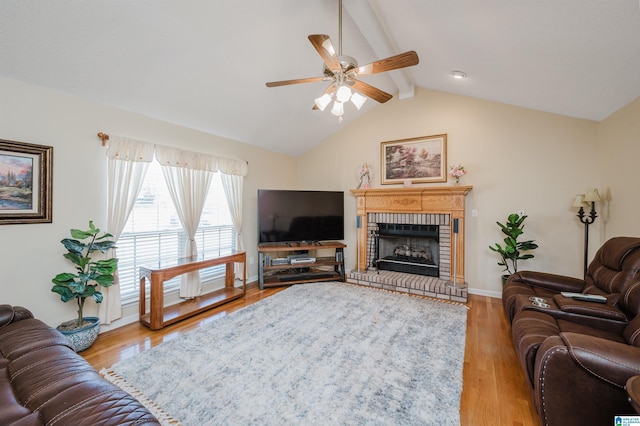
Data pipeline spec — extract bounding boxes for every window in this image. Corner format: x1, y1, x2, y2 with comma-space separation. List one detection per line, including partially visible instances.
117, 161, 235, 303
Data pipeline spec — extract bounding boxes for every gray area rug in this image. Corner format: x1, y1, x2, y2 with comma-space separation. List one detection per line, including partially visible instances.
102, 283, 467, 425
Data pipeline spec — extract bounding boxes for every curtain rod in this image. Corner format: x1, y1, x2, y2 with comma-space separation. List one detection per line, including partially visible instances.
96, 131, 248, 164
97, 132, 110, 146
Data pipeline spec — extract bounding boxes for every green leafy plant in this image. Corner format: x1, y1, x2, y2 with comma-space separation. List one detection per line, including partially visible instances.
51, 221, 118, 328
489, 213, 538, 277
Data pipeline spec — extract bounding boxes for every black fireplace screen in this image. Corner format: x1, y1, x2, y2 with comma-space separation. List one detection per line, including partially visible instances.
374, 223, 439, 277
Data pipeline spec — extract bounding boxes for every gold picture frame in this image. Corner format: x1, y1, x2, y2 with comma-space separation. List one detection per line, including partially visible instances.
0, 139, 53, 224
380, 134, 447, 185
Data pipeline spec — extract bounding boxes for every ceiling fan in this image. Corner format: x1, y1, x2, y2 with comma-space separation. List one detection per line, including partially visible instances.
265, 0, 419, 122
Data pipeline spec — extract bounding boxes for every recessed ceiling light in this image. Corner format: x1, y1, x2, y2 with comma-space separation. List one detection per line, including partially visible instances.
451, 71, 467, 79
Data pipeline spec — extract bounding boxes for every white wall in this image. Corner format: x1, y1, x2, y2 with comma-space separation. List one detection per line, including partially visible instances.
0, 77, 297, 327
297, 88, 603, 296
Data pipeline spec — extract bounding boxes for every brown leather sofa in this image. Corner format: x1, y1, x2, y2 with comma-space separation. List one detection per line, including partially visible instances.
503, 236, 640, 323
510, 280, 640, 425
0, 304, 160, 425
501, 237, 640, 425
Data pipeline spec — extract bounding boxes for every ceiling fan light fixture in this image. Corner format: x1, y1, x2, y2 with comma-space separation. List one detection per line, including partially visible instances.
314, 93, 333, 111
336, 85, 352, 102
331, 100, 345, 117
350, 92, 367, 110
264, 0, 418, 124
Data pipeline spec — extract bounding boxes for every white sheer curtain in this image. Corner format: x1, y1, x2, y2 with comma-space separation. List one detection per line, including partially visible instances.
156, 145, 217, 298
100, 136, 154, 324
220, 171, 245, 280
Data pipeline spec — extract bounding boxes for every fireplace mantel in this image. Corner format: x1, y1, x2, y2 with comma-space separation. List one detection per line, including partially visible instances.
350, 186, 472, 283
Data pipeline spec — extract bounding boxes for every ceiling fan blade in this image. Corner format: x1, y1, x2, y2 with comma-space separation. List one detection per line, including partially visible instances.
351, 80, 393, 103
266, 77, 325, 87
308, 34, 341, 72
357, 51, 419, 76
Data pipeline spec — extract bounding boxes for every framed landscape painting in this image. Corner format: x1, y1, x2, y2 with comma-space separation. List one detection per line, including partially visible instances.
380, 134, 447, 185
0, 139, 53, 224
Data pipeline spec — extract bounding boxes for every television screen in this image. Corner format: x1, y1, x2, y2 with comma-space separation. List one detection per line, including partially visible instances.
258, 190, 344, 244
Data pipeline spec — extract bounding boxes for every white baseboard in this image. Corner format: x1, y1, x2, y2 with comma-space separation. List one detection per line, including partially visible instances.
467, 287, 502, 299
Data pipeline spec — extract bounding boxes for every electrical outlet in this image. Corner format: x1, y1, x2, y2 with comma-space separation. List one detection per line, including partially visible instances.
472, 209, 478, 217
250, 257, 255, 265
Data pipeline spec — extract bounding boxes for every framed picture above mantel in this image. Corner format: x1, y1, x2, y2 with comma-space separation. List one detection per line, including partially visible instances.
380, 134, 447, 185
0, 139, 53, 225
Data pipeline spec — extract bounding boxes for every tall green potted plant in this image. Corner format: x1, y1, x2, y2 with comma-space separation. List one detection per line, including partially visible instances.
489, 213, 538, 287
51, 221, 118, 352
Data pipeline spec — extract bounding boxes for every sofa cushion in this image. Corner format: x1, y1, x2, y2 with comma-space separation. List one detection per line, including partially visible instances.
0, 366, 36, 425
598, 237, 640, 271
0, 307, 160, 426
512, 311, 561, 385
553, 295, 628, 322
624, 316, 640, 347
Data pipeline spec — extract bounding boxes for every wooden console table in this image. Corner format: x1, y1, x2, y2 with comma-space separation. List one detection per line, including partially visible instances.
139, 251, 246, 330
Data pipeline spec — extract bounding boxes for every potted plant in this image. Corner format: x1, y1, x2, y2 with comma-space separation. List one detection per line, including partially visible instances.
51, 221, 118, 352
489, 213, 538, 287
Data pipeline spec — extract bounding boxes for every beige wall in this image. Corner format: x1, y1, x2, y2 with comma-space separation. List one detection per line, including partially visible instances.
597, 96, 640, 239
2, 75, 636, 328
298, 88, 603, 296
0, 77, 297, 327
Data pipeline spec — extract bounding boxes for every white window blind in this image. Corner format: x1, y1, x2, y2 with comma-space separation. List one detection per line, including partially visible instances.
117, 161, 235, 304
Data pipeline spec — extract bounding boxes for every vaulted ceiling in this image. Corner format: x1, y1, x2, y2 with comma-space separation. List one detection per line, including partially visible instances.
1, 1, 639, 156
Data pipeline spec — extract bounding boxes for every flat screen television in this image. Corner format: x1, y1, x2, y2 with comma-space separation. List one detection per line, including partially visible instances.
258, 189, 344, 244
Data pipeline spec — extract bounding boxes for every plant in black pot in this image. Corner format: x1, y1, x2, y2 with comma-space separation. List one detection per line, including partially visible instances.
51, 221, 117, 352
489, 213, 538, 287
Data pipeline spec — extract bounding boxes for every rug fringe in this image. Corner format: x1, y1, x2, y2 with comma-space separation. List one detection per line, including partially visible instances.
343, 282, 470, 309
100, 368, 182, 425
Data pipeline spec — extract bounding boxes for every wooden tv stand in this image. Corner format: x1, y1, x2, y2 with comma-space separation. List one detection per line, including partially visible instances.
258, 241, 346, 289
139, 251, 246, 330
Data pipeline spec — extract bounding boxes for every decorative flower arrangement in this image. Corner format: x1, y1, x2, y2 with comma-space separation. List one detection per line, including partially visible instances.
448, 165, 467, 185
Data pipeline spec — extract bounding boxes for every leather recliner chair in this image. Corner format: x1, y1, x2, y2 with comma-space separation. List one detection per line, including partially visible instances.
510, 279, 640, 425
502, 236, 640, 323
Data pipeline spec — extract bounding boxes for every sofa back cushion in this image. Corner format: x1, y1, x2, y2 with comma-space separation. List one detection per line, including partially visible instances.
622, 282, 640, 346
623, 316, 640, 346
584, 237, 640, 297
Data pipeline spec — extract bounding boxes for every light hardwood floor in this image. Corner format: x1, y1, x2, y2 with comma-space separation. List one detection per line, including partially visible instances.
82, 285, 539, 426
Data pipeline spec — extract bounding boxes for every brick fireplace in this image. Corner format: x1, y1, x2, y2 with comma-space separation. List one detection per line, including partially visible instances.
348, 186, 472, 302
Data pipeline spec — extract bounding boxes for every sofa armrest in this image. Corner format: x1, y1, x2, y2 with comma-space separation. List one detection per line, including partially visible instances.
553, 295, 628, 322
534, 335, 637, 425
12, 306, 34, 322
0, 305, 34, 328
509, 271, 586, 293
561, 332, 640, 387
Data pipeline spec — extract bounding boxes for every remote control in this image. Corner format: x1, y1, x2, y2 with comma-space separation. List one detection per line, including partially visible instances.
561, 292, 607, 303
572, 294, 607, 303
561, 292, 585, 298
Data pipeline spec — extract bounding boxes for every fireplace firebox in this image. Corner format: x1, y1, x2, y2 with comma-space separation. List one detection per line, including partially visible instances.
374, 223, 440, 277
